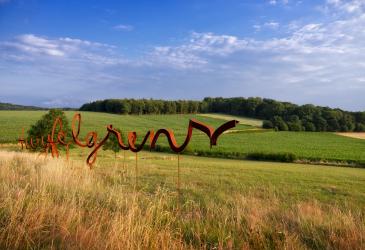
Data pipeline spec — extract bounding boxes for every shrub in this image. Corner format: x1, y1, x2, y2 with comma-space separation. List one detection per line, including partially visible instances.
263, 120, 273, 129
27, 109, 70, 150
272, 116, 288, 131
246, 152, 297, 162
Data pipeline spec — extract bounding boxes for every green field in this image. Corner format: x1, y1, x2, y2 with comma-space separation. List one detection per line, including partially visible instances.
67, 148, 365, 207
1, 110, 365, 165
1, 111, 365, 248
0, 110, 251, 143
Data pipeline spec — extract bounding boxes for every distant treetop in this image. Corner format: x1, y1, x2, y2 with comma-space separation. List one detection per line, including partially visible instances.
79, 97, 365, 132
0, 102, 45, 110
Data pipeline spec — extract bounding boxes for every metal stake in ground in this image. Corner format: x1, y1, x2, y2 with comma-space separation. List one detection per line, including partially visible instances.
177, 153, 181, 207
123, 150, 126, 169
135, 152, 138, 189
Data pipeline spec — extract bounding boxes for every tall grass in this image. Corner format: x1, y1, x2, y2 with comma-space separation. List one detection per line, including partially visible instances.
0, 150, 364, 249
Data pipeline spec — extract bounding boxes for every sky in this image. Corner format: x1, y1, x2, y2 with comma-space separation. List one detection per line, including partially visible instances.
0, 0, 365, 111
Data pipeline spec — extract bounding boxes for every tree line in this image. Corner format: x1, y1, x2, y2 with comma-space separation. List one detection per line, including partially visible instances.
79, 97, 365, 132
0, 102, 45, 110
79, 99, 202, 115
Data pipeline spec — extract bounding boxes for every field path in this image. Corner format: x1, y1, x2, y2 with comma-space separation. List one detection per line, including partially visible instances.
336, 132, 365, 140
198, 113, 263, 127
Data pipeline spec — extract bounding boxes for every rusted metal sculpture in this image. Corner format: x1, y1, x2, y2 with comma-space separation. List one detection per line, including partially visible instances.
19, 113, 238, 198
19, 113, 239, 168
18, 128, 27, 150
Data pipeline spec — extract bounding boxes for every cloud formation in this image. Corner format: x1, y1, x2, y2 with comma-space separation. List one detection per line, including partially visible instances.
113, 24, 134, 31
145, 1, 365, 110
0, 34, 133, 107
268, 0, 289, 6
0, 0, 365, 110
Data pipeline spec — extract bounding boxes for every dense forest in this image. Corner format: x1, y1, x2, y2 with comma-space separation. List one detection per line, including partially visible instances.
80, 99, 202, 115
79, 98, 365, 132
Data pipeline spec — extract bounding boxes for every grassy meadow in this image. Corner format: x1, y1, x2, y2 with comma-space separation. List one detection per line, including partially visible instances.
0, 149, 365, 249
0, 110, 251, 143
1, 110, 365, 165
1, 110, 365, 249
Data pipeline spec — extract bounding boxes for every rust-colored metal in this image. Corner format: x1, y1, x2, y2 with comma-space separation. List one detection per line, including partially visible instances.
18, 127, 26, 149
18, 113, 239, 168
177, 153, 181, 200
150, 119, 238, 152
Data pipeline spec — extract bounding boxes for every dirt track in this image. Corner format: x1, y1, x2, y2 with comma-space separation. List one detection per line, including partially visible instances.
336, 132, 365, 140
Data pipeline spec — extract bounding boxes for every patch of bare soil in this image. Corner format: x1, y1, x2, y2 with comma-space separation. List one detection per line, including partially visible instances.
336, 132, 365, 140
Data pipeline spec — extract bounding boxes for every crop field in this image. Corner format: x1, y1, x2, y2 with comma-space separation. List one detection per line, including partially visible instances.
0, 111, 365, 165
1, 111, 365, 249
0, 149, 364, 249
189, 131, 365, 164
0, 110, 251, 143
1, 110, 365, 165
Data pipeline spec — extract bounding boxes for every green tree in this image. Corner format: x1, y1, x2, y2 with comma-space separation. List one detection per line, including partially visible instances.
287, 115, 303, 131
79, 97, 362, 132
244, 97, 262, 117
271, 116, 288, 131
105, 99, 121, 113
313, 115, 327, 131
355, 123, 365, 132
131, 100, 145, 115
262, 120, 273, 129
28, 109, 70, 149
303, 121, 316, 132
339, 114, 355, 132
163, 101, 176, 114
120, 101, 131, 114
256, 99, 284, 119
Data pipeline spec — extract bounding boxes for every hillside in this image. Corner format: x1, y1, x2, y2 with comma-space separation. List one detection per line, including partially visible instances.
1, 110, 365, 166
0, 102, 45, 110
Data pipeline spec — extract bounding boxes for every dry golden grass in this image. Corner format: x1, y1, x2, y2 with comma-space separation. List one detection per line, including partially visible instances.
0, 150, 364, 249
336, 132, 365, 140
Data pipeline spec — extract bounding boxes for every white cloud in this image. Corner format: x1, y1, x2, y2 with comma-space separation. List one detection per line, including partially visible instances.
142, 1, 365, 109
0, 34, 121, 65
253, 24, 261, 32
253, 21, 280, 32
113, 24, 134, 31
264, 21, 280, 29
7, 34, 65, 57
1, 0, 365, 110
268, 0, 290, 5
148, 46, 208, 69
149, 2, 365, 69
149, 32, 251, 69
326, 0, 365, 13
0, 34, 135, 108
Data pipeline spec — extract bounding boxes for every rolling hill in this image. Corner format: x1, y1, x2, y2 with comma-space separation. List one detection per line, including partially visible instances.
1, 110, 364, 166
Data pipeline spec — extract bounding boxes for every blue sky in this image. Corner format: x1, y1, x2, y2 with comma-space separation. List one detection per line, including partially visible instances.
0, 0, 365, 110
